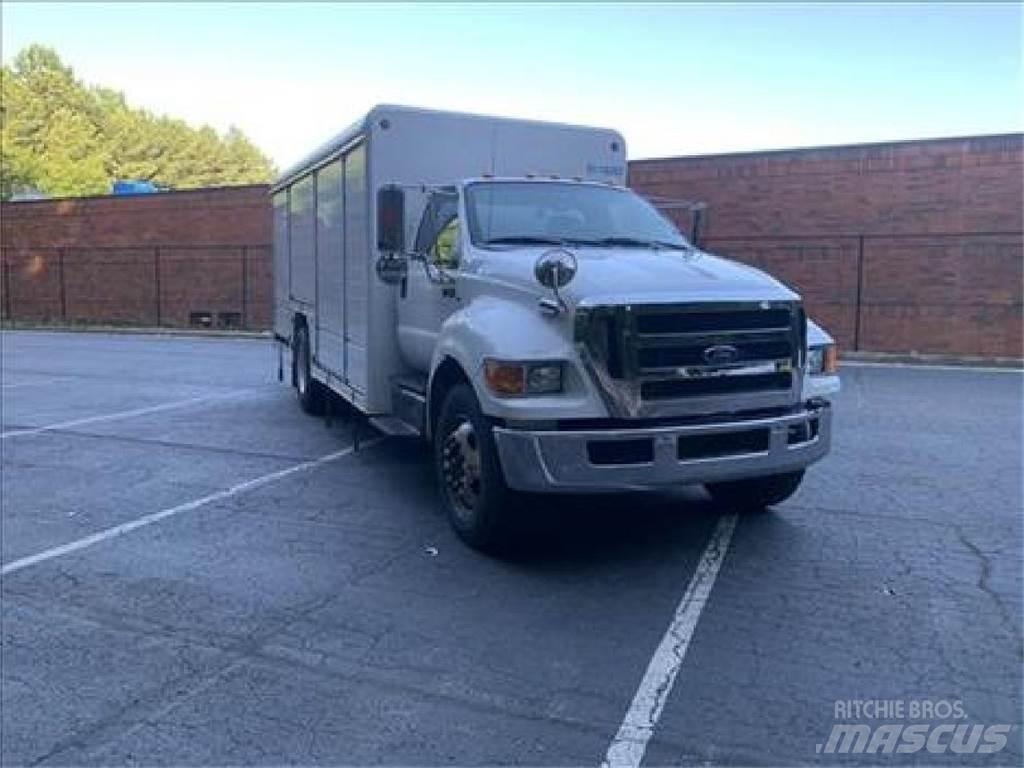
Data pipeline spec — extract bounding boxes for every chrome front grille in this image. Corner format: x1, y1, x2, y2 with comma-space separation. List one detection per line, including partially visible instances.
575, 301, 805, 418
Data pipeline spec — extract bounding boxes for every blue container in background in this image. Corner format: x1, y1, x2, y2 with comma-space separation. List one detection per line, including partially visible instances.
111, 180, 158, 195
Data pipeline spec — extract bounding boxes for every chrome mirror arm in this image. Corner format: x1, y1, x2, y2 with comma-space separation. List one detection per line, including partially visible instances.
420, 257, 456, 286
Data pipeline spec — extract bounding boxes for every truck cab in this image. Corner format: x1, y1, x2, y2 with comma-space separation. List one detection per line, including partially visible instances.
272, 106, 839, 552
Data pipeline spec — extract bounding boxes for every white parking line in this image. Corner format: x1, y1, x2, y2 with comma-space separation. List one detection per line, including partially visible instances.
0, 438, 382, 576
603, 513, 738, 768
841, 360, 1022, 374
0, 392, 241, 439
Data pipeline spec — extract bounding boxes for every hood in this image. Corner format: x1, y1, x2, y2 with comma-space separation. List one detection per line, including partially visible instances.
468, 246, 799, 306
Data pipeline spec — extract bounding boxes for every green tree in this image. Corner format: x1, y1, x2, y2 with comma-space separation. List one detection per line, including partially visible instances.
1, 45, 275, 199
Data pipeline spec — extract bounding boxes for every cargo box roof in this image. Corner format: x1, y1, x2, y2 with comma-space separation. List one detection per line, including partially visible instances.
270, 105, 622, 194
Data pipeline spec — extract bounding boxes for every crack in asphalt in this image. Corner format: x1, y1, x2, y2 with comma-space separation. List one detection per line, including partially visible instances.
20, 590, 341, 767
7, 562, 713, 767
11, 426, 320, 465
955, 526, 1023, 651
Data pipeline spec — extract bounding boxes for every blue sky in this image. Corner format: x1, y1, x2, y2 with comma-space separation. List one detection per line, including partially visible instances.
4, 2, 1021, 169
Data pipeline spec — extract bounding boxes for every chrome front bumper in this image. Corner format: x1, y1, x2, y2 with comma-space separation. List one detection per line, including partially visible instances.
493, 403, 831, 493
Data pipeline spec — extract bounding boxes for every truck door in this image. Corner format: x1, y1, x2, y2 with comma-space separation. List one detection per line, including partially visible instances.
397, 190, 461, 373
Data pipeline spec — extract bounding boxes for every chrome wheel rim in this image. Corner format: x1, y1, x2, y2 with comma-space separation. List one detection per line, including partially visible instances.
442, 419, 482, 519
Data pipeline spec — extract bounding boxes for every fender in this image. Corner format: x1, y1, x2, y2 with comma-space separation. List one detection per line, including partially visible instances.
427, 295, 609, 428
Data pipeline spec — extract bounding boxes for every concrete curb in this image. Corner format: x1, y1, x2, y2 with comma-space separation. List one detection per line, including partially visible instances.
842, 351, 1023, 370
2, 323, 1021, 369
0, 323, 271, 340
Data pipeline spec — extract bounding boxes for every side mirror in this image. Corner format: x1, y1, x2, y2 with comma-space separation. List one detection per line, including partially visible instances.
377, 186, 405, 253
534, 249, 578, 289
534, 249, 578, 315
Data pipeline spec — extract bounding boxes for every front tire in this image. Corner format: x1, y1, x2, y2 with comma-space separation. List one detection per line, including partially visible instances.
292, 323, 325, 415
434, 383, 515, 553
706, 470, 805, 511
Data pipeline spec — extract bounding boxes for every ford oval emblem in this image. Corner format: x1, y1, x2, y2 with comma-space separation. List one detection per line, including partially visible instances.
703, 344, 739, 366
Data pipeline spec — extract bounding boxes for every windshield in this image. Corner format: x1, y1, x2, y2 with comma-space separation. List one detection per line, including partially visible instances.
465, 181, 689, 249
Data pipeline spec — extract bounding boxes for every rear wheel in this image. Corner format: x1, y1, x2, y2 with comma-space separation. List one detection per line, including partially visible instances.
434, 383, 515, 553
292, 323, 325, 415
706, 470, 804, 511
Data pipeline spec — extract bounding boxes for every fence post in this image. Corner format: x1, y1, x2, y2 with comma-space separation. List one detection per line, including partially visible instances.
240, 245, 249, 329
154, 246, 162, 327
853, 234, 865, 351
58, 247, 68, 322
2, 258, 12, 322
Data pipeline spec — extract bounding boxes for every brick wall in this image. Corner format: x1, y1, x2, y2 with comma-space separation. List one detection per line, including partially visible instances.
629, 133, 1023, 357
2, 134, 1021, 358
0, 185, 272, 330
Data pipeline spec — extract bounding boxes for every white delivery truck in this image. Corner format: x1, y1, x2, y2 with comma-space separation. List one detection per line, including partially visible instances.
271, 105, 839, 551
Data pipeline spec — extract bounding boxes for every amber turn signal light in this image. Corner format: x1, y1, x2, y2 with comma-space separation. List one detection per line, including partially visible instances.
483, 360, 526, 395
823, 345, 839, 374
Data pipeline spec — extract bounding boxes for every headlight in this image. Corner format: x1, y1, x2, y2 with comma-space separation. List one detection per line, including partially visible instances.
526, 363, 563, 393
807, 344, 839, 375
484, 359, 563, 396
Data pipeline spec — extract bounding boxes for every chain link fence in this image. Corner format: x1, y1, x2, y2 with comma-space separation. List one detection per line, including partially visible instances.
1, 244, 272, 331
2, 232, 1021, 356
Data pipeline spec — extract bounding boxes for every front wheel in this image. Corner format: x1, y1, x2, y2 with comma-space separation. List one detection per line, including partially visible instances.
706, 471, 805, 511
434, 383, 515, 553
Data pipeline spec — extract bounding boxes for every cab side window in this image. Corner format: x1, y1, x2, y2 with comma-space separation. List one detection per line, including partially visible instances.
431, 217, 459, 267
415, 191, 460, 268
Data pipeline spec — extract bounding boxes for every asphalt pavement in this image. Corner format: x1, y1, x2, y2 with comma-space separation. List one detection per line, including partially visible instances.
1, 330, 1020, 766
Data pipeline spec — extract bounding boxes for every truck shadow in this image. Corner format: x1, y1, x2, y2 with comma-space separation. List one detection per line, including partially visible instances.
372, 436, 730, 568
503, 488, 726, 566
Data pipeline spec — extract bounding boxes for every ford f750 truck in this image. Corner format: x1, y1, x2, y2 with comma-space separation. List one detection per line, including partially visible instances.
272, 105, 840, 551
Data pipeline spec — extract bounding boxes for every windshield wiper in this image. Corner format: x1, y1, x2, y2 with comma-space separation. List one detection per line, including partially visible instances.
481, 235, 691, 250
481, 235, 570, 247
585, 236, 691, 250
